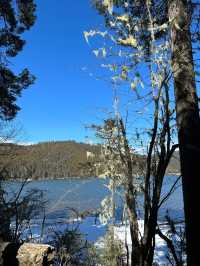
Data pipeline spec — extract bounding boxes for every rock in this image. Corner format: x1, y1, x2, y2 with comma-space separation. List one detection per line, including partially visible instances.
0, 242, 55, 266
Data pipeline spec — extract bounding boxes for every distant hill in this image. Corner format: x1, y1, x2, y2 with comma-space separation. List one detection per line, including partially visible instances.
167, 151, 180, 175
0, 141, 100, 180
0, 141, 180, 180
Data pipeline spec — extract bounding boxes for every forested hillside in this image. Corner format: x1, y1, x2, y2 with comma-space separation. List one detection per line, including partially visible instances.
0, 141, 100, 179
0, 141, 180, 180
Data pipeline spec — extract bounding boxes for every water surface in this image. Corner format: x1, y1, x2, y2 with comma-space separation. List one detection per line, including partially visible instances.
3, 176, 184, 242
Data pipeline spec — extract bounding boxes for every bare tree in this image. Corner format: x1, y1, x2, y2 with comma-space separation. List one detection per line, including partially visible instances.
89, 62, 181, 266
89, 1, 200, 264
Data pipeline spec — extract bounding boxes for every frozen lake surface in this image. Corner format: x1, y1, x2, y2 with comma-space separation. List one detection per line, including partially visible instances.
4, 175, 184, 243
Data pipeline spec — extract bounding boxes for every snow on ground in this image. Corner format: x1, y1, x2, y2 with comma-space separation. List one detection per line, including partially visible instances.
113, 220, 170, 265
21, 216, 107, 243
21, 216, 182, 265
95, 220, 173, 265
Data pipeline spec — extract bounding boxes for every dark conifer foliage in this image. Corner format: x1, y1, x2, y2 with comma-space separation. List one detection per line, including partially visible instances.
0, 0, 36, 120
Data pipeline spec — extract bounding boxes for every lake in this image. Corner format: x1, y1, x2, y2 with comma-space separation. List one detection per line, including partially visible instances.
3, 175, 184, 242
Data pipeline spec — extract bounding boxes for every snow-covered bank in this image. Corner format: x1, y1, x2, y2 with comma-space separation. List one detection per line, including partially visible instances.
113, 220, 168, 265
15, 214, 185, 265
96, 220, 185, 265
20, 216, 107, 243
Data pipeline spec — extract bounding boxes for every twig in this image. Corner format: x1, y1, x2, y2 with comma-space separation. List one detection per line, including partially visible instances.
158, 175, 181, 209
156, 225, 181, 266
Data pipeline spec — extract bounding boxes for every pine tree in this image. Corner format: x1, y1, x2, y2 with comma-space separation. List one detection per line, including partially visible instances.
0, 0, 36, 120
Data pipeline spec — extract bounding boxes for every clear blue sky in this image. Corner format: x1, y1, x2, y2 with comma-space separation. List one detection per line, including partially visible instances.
9, 1, 200, 145
13, 0, 114, 143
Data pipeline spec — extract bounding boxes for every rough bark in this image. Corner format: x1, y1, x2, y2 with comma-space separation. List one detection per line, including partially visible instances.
168, 1, 200, 265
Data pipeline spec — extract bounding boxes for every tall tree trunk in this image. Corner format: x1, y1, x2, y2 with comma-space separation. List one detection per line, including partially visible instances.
168, 1, 200, 265
119, 119, 142, 266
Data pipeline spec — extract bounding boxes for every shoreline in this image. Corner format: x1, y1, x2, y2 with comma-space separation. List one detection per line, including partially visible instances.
4, 176, 99, 182
6, 173, 181, 182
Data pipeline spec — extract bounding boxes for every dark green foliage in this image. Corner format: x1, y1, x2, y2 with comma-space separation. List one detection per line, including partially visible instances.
100, 227, 126, 266
0, 0, 36, 120
0, 68, 35, 120
51, 227, 100, 266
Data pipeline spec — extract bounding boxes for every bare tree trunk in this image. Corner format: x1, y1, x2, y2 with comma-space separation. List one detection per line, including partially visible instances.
169, 1, 200, 265
119, 119, 142, 266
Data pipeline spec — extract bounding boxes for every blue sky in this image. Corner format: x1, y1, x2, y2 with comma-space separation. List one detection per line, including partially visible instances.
13, 0, 115, 143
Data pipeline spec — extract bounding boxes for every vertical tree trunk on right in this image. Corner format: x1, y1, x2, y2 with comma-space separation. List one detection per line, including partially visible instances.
168, 1, 200, 265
